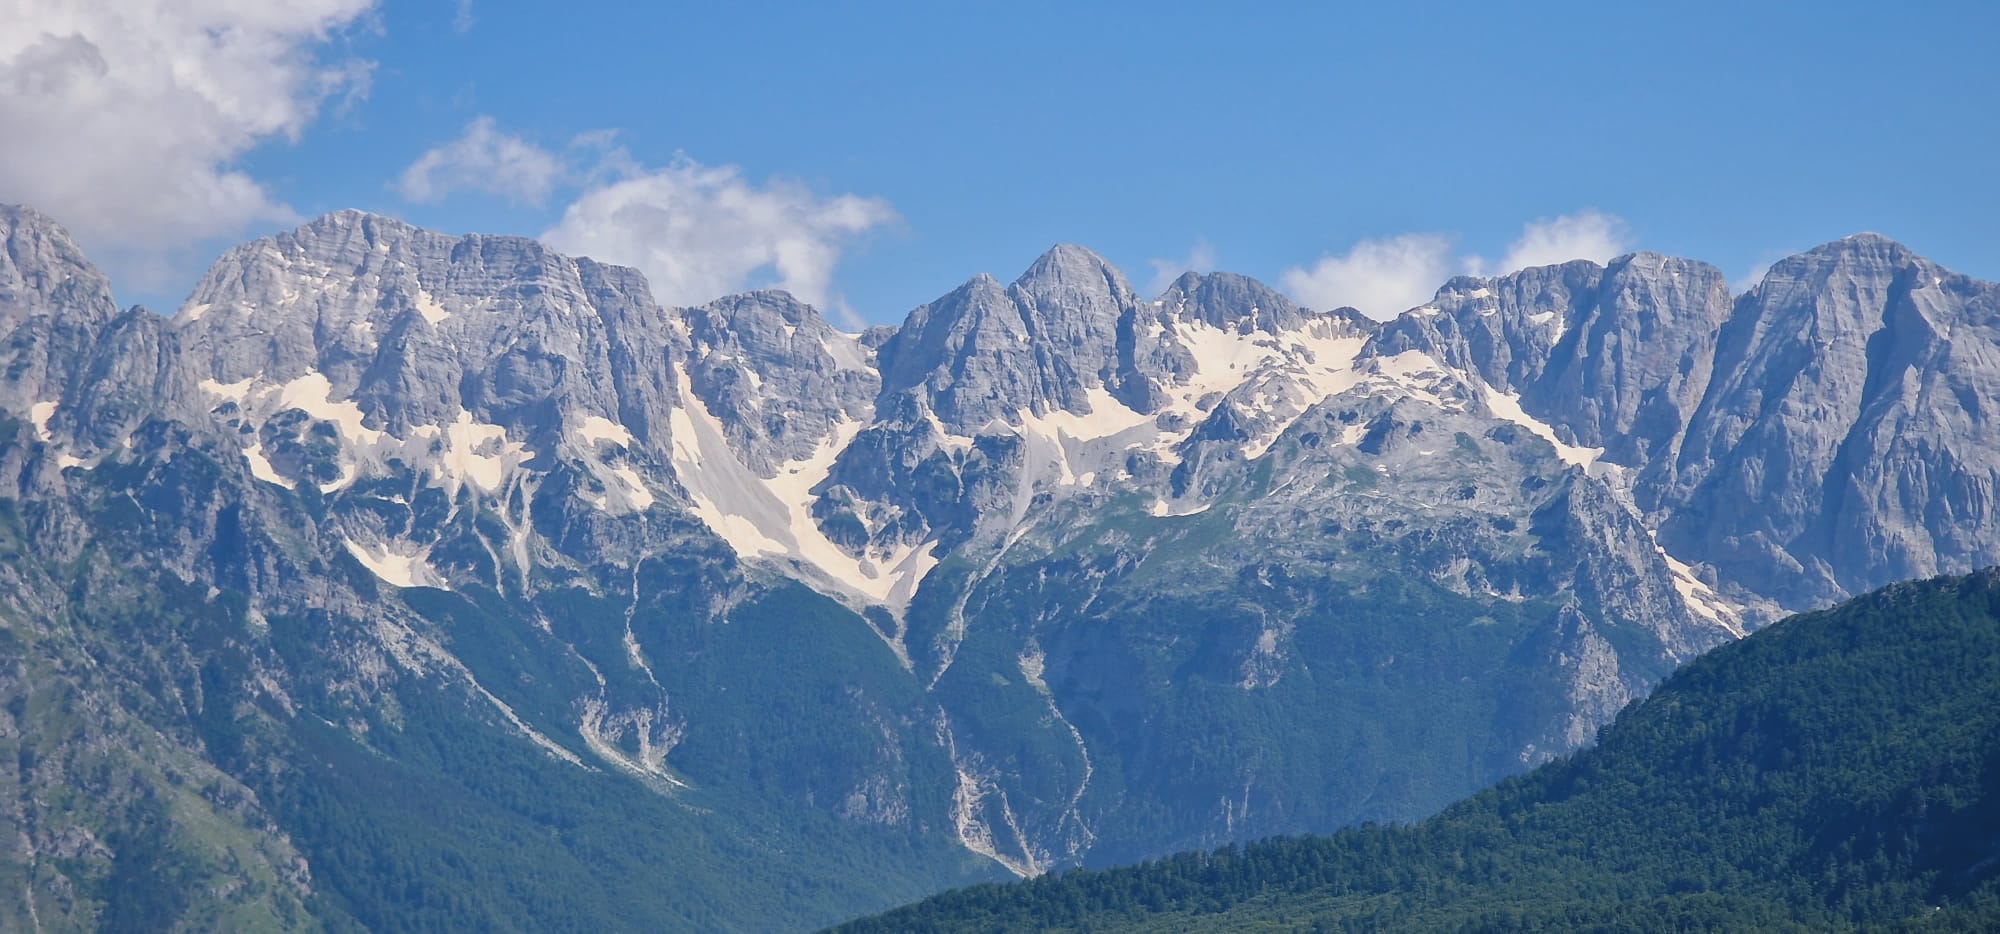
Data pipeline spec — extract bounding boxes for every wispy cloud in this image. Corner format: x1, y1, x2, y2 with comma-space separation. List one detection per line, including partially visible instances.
1146, 240, 1217, 295
1283, 211, 1633, 319
396, 117, 566, 205
0, 0, 376, 291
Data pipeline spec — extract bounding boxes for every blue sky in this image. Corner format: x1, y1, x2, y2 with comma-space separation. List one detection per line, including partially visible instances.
6, 1, 1997, 322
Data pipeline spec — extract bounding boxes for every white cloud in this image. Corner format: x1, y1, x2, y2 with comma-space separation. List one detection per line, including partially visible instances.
0, 0, 376, 291
1485, 210, 1631, 275
1146, 240, 1216, 295
541, 155, 895, 309
453, 0, 476, 33
1280, 233, 1456, 319
397, 117, 565, 205
393, 116, 895, 311
1283, 211, 1635, 320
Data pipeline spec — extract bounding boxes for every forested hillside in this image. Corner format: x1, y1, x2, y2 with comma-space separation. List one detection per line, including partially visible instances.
838, 570, 2000, 932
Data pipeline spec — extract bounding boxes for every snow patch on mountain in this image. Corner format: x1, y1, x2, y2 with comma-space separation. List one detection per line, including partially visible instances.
28, 401, 56, 441
668, 364, 938, 612
1365, 350, 1465, 411
199, 372, 538, 497
1479, 386, 1604, 468
413, 289, 451, 326
1009, 386, 1156, 488
576, 415, 635, 448
1644, 530, 1747, 637
418, 412, 537, 496
343, 538, 449, 590
1017, 386, 1154, 444
275, 372, 385, 449
242, 442, 292, 488
1149, 499, 1214, 518
198, 377, 256, 404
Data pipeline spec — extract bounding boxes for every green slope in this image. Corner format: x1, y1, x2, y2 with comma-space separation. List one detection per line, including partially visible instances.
837, 570, 2000, 932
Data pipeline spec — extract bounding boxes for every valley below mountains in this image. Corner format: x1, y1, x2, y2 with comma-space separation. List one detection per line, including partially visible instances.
844, 569, 2000, 932
3, 202, 1998, 929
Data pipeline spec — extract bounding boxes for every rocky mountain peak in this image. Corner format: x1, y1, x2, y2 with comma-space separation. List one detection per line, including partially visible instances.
1746, 232, 1922, 311
0, 203, 117, 327
0, 203, 122, 420
1647, 233, 2000, 605
698, 288, 828, 330
1008, 243, 1138, 358
1826, 230, 1911, 252
873, 246, 1150, 428
151, 212, 697, 527
1012, 243, 1130, 300
181, 210, 659, 329
297, 205, 419, 236
683, 290, 879, 472
1155, 269, 1331, 335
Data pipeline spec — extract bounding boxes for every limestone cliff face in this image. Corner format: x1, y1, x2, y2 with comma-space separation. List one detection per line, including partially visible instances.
0, 204, 122, 422
1657, 234, 2000, 606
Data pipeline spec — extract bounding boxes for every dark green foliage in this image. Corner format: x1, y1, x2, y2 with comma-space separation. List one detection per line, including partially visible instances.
837, 570, 2000, 932
96, 794, 198, 933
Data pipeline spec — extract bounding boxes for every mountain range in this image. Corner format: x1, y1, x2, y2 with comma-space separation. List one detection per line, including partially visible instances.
3, 202, 1998, 929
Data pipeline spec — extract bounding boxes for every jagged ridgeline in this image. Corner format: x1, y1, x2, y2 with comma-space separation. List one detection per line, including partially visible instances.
837, 569, 2000, 932
3, 202, 1999, 929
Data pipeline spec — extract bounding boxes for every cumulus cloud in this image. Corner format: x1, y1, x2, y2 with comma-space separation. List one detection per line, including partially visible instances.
1283, 211, 1633, 319
1483, 210, 1631, 275
397, 117, 566, 205
1146, 240, 1217, 295
391, 115, 894, 311
540, 155, 896, 309
0, 0, 375, 290
1280, 233, 1456, 319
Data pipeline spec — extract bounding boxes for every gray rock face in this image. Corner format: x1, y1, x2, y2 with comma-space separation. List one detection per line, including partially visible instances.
1368, 262, 1603, 398
683, 290, 877, 474
0, 204, 121, 424
848, 257, 1380, 558
1350, 234, 2000, 615
877, 245, 1139, 428
832, 247, 1160, 559
1533, 253, 1733, 467
1157, 269, 1322, 333
1657, 234, 2000, 605
175, 209, 684, 458
1369, 253, 1733, 470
